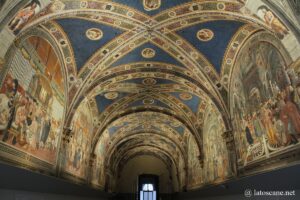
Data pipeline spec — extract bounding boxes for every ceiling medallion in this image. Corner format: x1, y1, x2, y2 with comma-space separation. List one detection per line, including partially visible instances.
141, 48, 156, 58
142, 78, 157, 85
143, 98, 154, 105
143, 0, 161, 11
179, 93, 193, 101
104, 92, 119, 100
86, 28, 103, 41
197, 29, 214, 42
80, 1, 88, 8
217, 2, 226, 10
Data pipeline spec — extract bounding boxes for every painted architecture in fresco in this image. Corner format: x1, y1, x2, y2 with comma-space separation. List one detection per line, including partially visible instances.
0, 0, 300, 193
0, 36, 65, 165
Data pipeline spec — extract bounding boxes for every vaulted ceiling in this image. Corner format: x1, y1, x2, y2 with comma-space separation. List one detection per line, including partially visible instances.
35, 0, 255, 176
10, 0, 281, 191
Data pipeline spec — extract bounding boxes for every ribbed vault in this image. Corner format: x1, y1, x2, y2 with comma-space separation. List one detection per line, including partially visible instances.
1, 0, 298, 194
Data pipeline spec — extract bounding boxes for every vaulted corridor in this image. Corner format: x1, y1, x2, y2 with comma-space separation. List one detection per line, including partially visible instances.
0, 0, 300, 199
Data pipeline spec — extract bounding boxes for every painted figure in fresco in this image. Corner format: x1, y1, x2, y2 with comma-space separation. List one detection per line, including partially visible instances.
273, 110, 286, 144
252, 112, 265, 138
73, 148, 82, 170
245, 116, 254, 145
13, 95, 29, 145
40, 115, 51, 147
262, 103, 280, 145
258, 7, 288, 38
280, 94, 300, 145
1, 78, 19, 143
26, 101, 39, 150
8, 0, 41, 34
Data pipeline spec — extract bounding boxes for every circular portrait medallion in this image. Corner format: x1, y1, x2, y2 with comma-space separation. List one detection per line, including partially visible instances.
179, 93, 193, 101
141, 48, 156, 58
104, 92, 119, 100
86, 28, 103, 41
197, 29, 214, 42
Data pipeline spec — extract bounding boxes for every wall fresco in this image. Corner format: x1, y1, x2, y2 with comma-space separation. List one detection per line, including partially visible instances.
257, 6, 289, 39
187, 103, 230, 188
187, 134, 203, 188
230, 39, 300, 167
0, 36, 65, 165
202, 105, 230, 184
92, 130, 110, 187
8, 0, 41, 35
63, 101, 94, 179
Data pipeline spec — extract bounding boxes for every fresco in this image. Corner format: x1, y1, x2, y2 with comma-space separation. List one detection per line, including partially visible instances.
187, 104, 230, 189
92, 130, 110, 187
187, 134, 203, 188
230, 40, 300, 166
202, 105, 230, 184
63, 101, 94, 178
257, 6, 289, 39
8, 0, 41, 34
0, 36, 65, 164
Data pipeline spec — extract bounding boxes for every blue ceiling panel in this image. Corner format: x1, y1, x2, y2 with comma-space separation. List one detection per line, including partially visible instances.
55, 18, 124, 72
177, 20, 244, 73
95, 92, 127, 113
